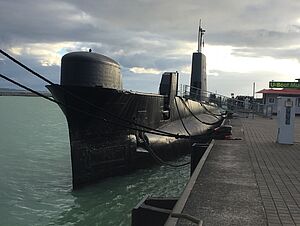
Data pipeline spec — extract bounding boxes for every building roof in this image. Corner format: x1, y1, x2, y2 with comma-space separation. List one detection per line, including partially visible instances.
257, 89, 300, 95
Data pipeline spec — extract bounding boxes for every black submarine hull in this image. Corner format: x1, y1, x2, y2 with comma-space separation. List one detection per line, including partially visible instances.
47, 84, 223, 189
46, 50, 224, 189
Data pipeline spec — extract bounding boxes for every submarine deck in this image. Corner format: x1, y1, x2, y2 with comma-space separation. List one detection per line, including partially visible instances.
165, 116, 300, 226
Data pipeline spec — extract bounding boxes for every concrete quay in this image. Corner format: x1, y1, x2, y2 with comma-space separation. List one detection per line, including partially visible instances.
165, 116, 300, 226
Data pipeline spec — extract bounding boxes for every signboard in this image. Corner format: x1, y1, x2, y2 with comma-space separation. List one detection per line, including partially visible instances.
269, 81, 300, 89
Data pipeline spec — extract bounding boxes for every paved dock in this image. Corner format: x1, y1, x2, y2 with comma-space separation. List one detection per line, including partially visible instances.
243, 117, 300, 225
165, 116, 300, 226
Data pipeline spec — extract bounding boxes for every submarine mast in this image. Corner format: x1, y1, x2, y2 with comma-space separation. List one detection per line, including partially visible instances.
197, 19, 206, 53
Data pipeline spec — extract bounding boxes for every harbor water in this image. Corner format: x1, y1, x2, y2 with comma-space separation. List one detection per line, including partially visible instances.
0, 96, 189, 226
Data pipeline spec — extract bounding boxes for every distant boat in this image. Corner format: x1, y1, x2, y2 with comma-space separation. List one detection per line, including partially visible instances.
47, 28, 224, 189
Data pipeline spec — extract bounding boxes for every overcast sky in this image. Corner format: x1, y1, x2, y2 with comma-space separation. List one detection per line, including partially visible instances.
1, 0, 300, 96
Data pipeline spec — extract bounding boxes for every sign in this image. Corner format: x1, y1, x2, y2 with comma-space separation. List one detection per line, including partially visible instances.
269, 81, 300, 89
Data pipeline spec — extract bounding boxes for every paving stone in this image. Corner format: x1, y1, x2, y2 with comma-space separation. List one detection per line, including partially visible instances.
242, 116, 300, 226
171, 117, 300, 226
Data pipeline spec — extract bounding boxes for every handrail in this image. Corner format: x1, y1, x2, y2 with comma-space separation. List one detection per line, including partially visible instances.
178, 84, 266, 116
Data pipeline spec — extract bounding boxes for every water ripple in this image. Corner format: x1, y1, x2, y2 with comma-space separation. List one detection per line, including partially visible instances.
0, 97, 189, 226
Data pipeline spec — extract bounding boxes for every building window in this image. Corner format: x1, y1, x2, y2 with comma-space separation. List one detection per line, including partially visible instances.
269, 97, 275, 103
297, 98, 300, 107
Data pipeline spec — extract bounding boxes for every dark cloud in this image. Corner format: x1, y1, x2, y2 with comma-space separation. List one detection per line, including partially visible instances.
208, 28, 300, 48
2, 0, 300, 47
0, 0, 98, 45
1, 0, 300, 94
232, 47, 300, 62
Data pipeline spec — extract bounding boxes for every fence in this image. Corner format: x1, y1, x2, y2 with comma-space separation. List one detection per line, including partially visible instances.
178, 84, 269, 117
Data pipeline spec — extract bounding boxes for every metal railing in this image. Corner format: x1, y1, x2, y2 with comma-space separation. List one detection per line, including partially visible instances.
178, 84, 270, 117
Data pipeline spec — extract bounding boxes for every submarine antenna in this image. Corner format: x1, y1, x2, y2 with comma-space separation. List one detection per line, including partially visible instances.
197, 19, 206, 53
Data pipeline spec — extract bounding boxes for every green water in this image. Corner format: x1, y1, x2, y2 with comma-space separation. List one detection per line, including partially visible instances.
0, 96, 189, 226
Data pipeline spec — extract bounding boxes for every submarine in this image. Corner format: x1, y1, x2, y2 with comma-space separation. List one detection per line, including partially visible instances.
46, 28, 225, 189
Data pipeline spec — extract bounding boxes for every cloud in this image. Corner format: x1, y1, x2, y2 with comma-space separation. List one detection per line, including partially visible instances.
0, 0, 98, 45
129, 67, 161, 74
0, 56, 60, 91
1, 0, 300, 95
7, 42, 80, 66
207, 70, 287, 97
208, 28, 300, 48
232, 46, 300, 63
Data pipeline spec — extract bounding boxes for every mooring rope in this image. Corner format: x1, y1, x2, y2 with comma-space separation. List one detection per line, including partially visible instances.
0, 49, 223, 141
140, 134, 191, 168
0, 49, 54, 85
178, 96, 222, 126
174, 97, 192, 137
0, 73, 189, 139
0, 49, 187, 139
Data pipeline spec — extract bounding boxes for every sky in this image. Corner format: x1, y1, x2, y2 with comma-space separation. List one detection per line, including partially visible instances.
1, 0, 300, 97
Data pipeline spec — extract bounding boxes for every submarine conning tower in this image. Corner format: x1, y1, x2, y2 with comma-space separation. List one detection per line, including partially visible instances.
60, 51, 122, 90
190, 52, 207, 100
190, 22, 207, 101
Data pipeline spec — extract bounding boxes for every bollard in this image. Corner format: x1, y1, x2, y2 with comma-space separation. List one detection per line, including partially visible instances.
191, 143, 208, 175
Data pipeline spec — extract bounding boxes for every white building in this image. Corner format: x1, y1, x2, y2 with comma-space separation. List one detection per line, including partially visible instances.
257, 89, 300, 114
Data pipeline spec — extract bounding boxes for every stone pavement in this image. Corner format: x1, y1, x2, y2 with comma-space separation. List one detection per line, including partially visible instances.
165, 116, 300, 226
167, 118, 266, 226
242, 116, 300, 226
